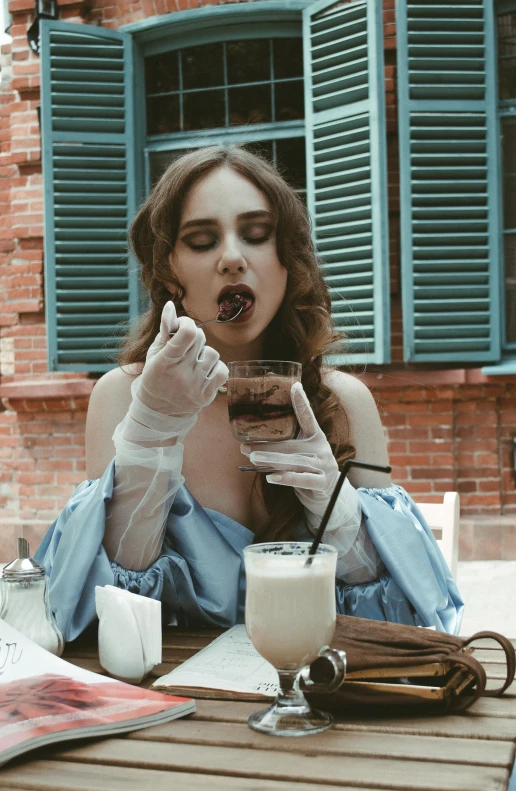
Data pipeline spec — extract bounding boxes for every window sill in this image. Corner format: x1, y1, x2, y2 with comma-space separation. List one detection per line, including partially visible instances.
360, 367, 516, 389
481, 359, 516, 376
0, 378, 95, 401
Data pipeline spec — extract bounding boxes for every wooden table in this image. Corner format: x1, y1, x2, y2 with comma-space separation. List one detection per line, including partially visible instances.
0, 628, 515, 791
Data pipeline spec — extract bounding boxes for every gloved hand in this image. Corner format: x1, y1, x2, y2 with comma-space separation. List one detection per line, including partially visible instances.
135, 300, 228, 419
119, 301, 229, 449
241, 381, 360, 535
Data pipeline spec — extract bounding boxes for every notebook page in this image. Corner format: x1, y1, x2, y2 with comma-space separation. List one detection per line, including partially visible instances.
153, 625, 278, 697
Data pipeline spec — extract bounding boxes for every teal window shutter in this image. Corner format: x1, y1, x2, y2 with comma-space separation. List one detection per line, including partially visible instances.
397, 0, 502, 363
303, 0, 390, 364
40, 21, 139, 372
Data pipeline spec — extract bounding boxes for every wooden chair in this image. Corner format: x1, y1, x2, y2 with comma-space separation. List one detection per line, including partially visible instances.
417, 492, 460, 580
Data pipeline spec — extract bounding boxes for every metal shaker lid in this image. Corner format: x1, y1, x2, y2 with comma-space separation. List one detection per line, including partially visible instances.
2, 538, 45, 581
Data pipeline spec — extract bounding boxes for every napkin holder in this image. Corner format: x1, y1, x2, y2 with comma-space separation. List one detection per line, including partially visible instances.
95, 585, 162, 684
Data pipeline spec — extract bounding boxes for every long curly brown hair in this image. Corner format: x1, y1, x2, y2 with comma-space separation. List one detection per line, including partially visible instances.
120, 145, 355, 541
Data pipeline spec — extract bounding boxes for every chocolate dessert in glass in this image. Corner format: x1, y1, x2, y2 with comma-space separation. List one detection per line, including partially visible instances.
227, 361, 302, 442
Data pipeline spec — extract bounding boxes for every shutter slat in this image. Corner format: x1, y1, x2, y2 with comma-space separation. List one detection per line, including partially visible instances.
42, 21, 137, 372
397, 0, 501, 362
305, 0, 389, 364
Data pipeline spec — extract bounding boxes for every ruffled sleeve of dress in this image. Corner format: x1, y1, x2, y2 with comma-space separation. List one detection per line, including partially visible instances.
332, 484, 464, 635
35, 459, 253, 643
33, 462, 116, 644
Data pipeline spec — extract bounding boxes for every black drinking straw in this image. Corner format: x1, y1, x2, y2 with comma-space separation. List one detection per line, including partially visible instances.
305, 460, 392, 566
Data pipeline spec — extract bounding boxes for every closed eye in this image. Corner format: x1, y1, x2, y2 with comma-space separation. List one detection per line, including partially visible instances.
181, 232, 218, 251
241, 222, 275, 246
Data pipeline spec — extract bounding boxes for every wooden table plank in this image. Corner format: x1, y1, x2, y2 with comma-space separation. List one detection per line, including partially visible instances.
463, 697, 516, 718
127, 719, 515, 767
469, 639, 516, 650
41, 739, 510, 791
0, 761, 361, 791
191, 699, 516, 740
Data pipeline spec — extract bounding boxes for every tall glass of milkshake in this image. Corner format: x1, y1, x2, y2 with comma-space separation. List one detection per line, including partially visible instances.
243, 541, 337, 736
227, 361, 301, 443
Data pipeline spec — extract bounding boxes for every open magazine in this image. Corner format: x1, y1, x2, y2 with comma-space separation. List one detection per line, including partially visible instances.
0, 618, 195, 767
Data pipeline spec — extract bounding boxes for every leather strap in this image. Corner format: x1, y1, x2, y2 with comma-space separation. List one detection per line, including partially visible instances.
462, 631, 516, 697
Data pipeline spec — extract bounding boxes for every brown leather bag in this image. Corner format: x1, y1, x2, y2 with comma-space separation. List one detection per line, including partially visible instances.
305, 615, 515, 714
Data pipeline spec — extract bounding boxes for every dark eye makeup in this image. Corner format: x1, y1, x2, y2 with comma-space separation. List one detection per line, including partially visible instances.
181, 222, 274, 251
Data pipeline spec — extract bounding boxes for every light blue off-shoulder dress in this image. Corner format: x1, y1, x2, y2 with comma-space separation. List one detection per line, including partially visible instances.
35, 459, 463, 643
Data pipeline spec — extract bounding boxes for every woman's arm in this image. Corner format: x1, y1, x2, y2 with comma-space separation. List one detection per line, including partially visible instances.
86, 368, 180, 568
85, 366, 135, 479
243, 374, 391, 584
84, 303, 228, 571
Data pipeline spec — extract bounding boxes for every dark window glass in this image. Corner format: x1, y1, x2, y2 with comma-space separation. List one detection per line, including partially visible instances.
145, 38, 305, 135
182, 43, 224, 90
145, 51, 179, 94
502, 118, 516, 228
498, 13, 516, 100
229, 85, 272, 126
275, 80, 304, 121
273, 38, 304, 80
147, 95, 180, 136
276, 137, 306, 191
183, 89, 225, 131
226, 40, 270, 84
148, 150, 182, 187
243, 140, 274, 162
503, 234, 516, 343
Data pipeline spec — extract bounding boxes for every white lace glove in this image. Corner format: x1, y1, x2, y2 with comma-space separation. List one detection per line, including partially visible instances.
104, 301, 229, 571
132, 300, 227, 420
242, 382, 383, 584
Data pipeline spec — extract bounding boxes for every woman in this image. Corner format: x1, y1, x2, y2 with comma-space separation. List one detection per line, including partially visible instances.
36, 146, 463, 641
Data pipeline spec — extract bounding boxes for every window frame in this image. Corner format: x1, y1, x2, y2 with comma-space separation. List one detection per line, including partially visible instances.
142, 30, 307, 196
123, 5, 312, 165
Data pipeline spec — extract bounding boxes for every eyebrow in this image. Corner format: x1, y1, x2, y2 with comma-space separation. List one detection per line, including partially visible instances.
179, 210, 274, 233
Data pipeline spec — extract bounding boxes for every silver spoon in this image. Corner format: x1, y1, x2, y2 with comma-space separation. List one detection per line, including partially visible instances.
199, 304, 245, 327
168, 304, 245, 337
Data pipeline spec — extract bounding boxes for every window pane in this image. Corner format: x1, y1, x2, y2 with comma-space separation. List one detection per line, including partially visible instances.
182, 43, 224, 90
229, 85, 271, 126
243, 140, 274, 162
148, 150, 183, 187
227, 40, 270, 85
145, 51, 179, 94
276, 137, 306, 191
502, 118, 516, 228
498, 13, 516, 100
275, 79, 304, 121
183, 89, 225, 130
273, 38, 304, 80
504, 235, 516, 343
147, 95, 180, 136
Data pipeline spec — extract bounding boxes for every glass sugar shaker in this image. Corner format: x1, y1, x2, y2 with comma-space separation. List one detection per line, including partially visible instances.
0, 538, 64, 656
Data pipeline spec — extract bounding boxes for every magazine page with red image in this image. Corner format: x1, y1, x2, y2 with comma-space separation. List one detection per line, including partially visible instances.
0, 618, 195, 766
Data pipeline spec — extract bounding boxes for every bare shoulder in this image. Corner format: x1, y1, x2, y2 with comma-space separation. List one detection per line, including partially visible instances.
324, 368, 376, 408
323, 368, 391, 488
85, 365, 140, 479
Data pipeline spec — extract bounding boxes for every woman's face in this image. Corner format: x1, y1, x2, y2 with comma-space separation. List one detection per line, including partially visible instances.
169, 166, 287, 350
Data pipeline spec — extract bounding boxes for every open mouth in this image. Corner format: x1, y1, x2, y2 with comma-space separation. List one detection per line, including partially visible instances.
217, 287, 255, 321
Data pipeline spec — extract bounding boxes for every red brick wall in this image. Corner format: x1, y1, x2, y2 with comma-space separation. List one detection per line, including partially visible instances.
0, 0, 515, 562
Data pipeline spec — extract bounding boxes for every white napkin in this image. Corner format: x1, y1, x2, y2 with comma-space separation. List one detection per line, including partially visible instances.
95, 585, 162, 684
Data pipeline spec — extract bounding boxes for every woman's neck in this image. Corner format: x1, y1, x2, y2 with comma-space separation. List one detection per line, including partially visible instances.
205, 331, 266, 364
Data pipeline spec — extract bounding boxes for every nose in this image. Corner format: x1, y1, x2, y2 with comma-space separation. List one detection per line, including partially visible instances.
217, 234, 248, 275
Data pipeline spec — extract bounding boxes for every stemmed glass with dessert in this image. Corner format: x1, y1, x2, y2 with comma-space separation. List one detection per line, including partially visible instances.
170, 290, 300, 469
